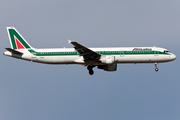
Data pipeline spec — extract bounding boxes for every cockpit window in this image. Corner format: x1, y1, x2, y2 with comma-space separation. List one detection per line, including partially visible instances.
164, 50, 169, 53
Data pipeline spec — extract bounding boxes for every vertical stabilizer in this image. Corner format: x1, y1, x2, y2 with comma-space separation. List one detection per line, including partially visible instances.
7, 27, 32, 50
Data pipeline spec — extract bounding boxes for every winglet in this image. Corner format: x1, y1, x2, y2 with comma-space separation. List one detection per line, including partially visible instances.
68, 39, 72, 44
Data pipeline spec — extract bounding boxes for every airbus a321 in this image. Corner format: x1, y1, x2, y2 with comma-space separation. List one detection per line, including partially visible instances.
4, 27, 176, 75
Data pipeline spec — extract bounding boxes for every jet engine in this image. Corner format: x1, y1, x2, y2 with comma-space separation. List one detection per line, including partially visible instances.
100, 55, 115, 64
97, 63, 117, 71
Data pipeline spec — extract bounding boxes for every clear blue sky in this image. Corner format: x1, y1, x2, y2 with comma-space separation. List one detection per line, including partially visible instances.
0, 0, 180, 120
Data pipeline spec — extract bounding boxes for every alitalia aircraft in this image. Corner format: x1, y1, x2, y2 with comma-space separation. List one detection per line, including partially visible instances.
4, 27, 176, 75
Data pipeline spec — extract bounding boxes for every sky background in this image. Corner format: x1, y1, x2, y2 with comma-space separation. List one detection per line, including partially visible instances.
0, 0, 180, 120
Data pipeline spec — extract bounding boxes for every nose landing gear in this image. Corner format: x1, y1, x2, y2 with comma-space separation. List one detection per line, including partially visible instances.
155, 68, 159, 72
87, 65, 95, 75
155, 62, 159, 72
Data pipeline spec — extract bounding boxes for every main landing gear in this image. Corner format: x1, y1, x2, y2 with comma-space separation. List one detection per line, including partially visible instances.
87, 65, 95, 75
155, 62, 159, 72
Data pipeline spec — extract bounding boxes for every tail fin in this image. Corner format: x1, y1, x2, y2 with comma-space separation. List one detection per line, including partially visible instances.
7, 27, 32, 50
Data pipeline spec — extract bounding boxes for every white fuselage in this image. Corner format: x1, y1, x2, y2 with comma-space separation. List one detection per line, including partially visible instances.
4, 47, 176, 65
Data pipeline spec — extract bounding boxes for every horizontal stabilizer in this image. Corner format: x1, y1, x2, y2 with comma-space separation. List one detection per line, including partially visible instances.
5, 48, 23, 55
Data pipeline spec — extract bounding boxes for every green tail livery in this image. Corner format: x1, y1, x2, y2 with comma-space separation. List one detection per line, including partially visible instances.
7, 27, 32, 50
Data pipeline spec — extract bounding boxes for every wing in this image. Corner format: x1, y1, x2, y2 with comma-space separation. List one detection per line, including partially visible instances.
68, 40, 101, 62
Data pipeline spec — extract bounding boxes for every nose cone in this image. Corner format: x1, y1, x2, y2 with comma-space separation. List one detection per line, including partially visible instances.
171, 54, 176, 61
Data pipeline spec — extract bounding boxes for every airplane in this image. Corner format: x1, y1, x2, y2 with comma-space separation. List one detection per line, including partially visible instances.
4, 27, 176, 75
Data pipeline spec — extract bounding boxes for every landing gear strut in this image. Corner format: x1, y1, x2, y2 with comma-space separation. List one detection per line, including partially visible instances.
155, 62, 159, 72
87, 65, 95, 75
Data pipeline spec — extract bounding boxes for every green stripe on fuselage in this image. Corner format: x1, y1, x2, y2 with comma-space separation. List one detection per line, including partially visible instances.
28, 50, 170, 56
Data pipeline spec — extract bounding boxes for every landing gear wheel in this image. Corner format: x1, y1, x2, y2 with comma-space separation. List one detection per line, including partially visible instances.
154, 62, 159, 72
89, 70, 94, 75
155, 68, 159, 72
87, 65, 95, 75
87, 65, 92, 70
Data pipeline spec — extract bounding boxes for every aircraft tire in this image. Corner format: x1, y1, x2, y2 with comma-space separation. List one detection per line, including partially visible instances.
155, 68, 159, 72
89, 70, 94, 75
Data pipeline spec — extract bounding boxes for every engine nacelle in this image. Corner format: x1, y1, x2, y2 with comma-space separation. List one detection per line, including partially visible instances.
100, 55, 115, 64
98, 63, 117, 71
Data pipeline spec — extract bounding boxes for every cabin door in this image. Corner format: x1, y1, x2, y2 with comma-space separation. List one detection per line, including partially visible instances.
154, 51, 159, 56
120, 51, 124, 57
